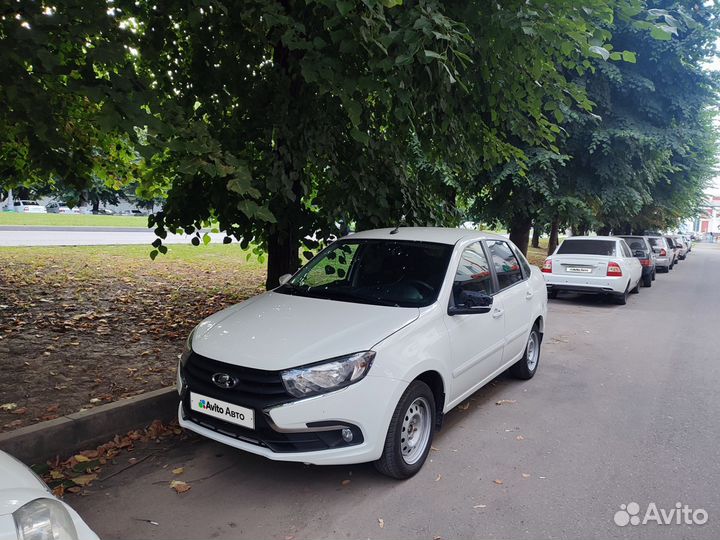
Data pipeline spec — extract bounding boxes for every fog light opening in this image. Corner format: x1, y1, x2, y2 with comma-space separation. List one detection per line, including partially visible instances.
341, 428, 354, 443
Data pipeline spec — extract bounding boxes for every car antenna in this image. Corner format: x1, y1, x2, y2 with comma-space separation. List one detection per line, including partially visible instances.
390, 215, 405, 235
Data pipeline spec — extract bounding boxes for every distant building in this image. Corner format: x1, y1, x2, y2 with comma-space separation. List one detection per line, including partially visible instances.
697, 196, 720, 234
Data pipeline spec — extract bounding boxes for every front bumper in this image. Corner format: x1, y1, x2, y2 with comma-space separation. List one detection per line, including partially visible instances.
544, 274, 627, 295
179, 374, 405, 465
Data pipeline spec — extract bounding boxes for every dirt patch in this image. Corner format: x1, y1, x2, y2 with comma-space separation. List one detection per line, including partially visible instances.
0, 244, 265, 432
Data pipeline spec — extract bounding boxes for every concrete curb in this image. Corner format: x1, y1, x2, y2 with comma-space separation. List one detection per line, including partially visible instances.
0, 387, 178, 466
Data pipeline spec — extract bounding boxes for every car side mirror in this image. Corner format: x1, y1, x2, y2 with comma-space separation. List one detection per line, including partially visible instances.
278, 273, 292, 286
448, 290, 493, 315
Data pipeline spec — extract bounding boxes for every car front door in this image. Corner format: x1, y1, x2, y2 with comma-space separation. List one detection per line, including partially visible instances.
443, 241, 506, 402
485, 239, 532, 366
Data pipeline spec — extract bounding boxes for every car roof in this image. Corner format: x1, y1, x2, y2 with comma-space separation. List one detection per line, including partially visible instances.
563, 236, 618, 241
349, 227, 509, 245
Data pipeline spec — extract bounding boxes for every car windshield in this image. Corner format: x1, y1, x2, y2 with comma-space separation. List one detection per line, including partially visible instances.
557, 239, 616, 256
277, 239, 453, 308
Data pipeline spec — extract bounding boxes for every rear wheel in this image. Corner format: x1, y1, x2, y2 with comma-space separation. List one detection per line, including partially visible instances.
510, 324, 541, 380
548, 289, 558, 299
374, 381, 436, 479
614, 285, 629, 305
652, 269, 656, 281
643, 273, 652, 287
631, 280, 640, 294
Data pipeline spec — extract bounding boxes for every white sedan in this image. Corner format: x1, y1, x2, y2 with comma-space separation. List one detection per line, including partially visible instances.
177, 227, 548, 478
12, 201, 46, 214
0, 451, 98, 540
542, 236, 643, 305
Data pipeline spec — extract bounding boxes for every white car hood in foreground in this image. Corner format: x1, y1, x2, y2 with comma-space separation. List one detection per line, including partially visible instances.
0, 451, 98, 540
193, 291, 419, 370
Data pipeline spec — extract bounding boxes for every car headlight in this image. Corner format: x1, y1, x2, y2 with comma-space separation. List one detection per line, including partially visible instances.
281, 351, 376, 398
14, 498, 79, 540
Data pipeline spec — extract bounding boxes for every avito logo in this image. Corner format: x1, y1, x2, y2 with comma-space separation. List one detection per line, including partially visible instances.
614, 502, 708, 527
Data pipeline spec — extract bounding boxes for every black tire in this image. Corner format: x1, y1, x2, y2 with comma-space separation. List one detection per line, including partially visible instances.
510, 324, 541, 380
631, 279, 640, 294
643, 273, 652, 287
651, 269, 656, 281
613, 285, 629, 305
548, 289, 558, 299
374, 380, 436, 479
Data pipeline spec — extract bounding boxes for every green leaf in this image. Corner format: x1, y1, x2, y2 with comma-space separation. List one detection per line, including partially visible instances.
424, 50, 445, 60
149, 249, 158, 260
203, 233, 211, 245
589, 46, 610, 61
621, 51, 636, 63
336, 0, 353, 16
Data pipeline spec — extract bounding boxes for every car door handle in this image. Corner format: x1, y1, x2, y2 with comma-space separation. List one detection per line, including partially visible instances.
525, 291, 534, 300
492, 308, 504, 319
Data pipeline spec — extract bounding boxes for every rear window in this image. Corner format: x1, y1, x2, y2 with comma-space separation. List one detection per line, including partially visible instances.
557, 239, 616, 256
647, 237, 664, 247
617, 237, 648, 252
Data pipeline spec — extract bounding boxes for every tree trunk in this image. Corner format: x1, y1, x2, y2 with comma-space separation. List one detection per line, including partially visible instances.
509, 215, 533, 256
266, 224, 300, 290
597, 225, 611, 236
547, 217, 560, 255
531, 225, 541, 249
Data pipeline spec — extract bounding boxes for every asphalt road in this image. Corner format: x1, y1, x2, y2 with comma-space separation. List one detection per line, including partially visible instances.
70, 244, 720, 540
0, 226, 224, 246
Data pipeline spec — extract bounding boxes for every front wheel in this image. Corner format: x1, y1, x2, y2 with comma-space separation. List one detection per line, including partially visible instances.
374, 381, 436, 479
510, 324, 541, 380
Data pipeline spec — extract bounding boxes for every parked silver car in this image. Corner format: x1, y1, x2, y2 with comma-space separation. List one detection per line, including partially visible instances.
647, 236, 673, 272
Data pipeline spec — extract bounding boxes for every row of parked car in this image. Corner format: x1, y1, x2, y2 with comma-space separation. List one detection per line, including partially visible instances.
542, 232, 692, 305
2, 200, 147, 215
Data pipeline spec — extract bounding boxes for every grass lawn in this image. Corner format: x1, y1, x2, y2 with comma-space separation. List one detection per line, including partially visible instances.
0, 212, 150, 228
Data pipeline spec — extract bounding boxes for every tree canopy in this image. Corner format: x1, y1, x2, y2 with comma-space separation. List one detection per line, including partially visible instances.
1, 0, 717, 278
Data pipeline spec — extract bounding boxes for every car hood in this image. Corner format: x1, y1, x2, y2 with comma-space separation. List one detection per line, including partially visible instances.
0, 451, 48, 515
192, 291, 419, 371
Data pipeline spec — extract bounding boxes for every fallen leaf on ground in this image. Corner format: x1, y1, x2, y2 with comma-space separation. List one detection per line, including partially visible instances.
493, 479, 503, 485
170, 480, 191, 493
458, 402, 470, 410
378, 518, 384, 528
495, 400, 516, 406
72, 474, 97, 486
433, 536, 443, 540
0, 403, 17, 411
430, 446, 440, 452
172, 467, 184, 475
74, 455, 90, 463
473, 504, 487, 509
521, 473, 530, 478
515, 435, 525, 440
341, 479, 351, 486
435, 474, 442, 482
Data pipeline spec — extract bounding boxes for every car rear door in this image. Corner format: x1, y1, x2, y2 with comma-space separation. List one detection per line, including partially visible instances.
485, 239, 531, 366
443, 241, 506, 402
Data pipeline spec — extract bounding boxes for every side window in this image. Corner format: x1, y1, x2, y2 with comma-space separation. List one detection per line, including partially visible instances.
487, 240, 524, 290
512, 245, 532, 278
620, 241, 632, 258
451, 242, 494, 304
